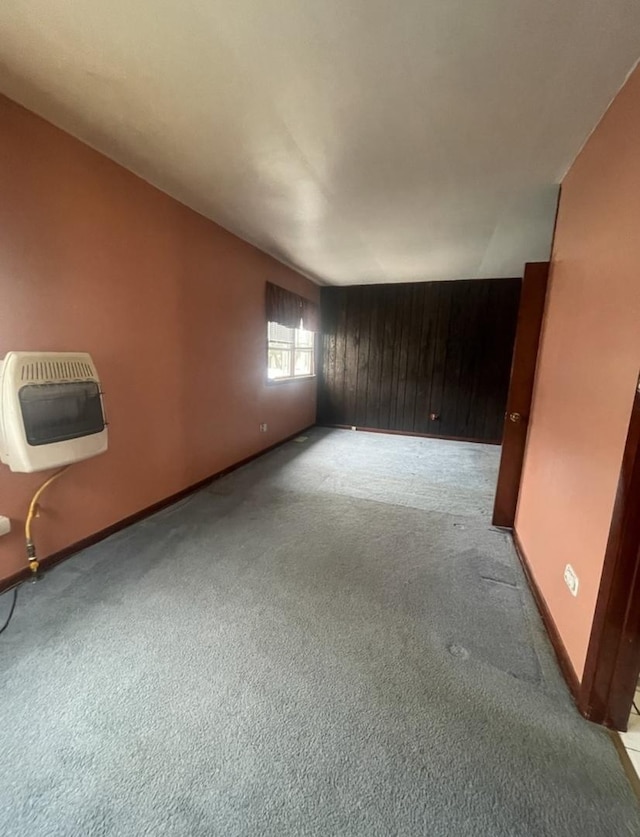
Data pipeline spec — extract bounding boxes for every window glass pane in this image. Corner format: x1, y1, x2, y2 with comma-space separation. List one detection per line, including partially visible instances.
267, 321, 314, 379
294, 349, 313, 376
268, 348, 293, 379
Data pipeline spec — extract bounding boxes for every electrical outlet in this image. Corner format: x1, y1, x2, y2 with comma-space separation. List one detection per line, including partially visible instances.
0, 515, 11, 537
564, 564, 579, 597
259, 423, 268, 432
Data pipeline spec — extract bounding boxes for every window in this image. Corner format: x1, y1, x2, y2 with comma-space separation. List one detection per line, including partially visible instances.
268, 321, 315, 380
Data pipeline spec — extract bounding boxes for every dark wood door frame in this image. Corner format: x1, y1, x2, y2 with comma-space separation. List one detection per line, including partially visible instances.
579, 378, 640, 729
490, 256, 640, 731
492, 262, 550, 528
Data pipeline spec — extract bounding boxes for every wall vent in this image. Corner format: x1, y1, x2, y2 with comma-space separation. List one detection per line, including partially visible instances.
19, 359, 94, 382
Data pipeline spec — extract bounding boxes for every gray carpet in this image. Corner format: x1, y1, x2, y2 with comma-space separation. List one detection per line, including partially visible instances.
0, 427, 637, 836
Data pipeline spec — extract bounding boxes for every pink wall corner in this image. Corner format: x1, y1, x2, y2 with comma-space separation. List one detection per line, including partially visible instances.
515, 65, 640, 680
0, 95, 318, 584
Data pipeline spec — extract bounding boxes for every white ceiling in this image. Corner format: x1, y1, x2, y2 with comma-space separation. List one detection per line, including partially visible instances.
1, 2, 639, 286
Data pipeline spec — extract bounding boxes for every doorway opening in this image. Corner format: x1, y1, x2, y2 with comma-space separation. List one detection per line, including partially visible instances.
494, 267, 640, 739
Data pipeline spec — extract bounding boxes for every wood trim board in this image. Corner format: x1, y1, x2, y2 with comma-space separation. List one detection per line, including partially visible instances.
512, 529, 581, 704
492, 262, 550, 527
579, 382, 640, 729
318, 423, 501, 445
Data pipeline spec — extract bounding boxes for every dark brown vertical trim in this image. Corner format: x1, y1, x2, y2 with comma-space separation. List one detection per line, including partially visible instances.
396, 285, 414, 431
326, 291, 339, 417
580, 381, 640, 729
379, 287, 396, 430
492, 264, 548, 528
469, 279, 492, 440
414, 283, 439, 434
354, 286, 370, 427
429, 281, 453, 437
483, 278, 522, 442
390, 287, 406, 428
455, 281, 483, 437
423, 282, 442, 435
360, 291, 375, 423
317, 288, 333, 423
365, 289, 383, 428
344, 288, 360, 423
335, 288, 348, 425
439, 280, 463, 435
409, 283, 427, 432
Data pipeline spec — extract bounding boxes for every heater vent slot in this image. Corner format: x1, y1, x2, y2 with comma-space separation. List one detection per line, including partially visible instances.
20, 360, 94, 383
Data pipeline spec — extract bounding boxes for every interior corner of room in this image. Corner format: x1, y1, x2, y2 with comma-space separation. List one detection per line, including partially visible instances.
1, 3, 640, 833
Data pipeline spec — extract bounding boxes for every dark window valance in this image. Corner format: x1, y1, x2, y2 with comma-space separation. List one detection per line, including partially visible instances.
266, 282, 319, 332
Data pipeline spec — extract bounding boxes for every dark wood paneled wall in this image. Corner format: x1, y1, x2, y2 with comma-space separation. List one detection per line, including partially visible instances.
318, 278, 521, 443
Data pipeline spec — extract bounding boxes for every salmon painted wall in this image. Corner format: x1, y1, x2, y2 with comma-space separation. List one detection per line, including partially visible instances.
515, 65, 640, 680
0, 95, 318, 584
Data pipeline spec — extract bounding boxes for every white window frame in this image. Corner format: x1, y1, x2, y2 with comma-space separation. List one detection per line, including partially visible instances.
267, 321, 316, 382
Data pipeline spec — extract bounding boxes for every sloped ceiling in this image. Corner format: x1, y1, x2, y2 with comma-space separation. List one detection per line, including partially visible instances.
0, 1, 639, 285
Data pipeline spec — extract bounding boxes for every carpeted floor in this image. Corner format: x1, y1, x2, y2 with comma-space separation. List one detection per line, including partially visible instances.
0, 427, 638, 836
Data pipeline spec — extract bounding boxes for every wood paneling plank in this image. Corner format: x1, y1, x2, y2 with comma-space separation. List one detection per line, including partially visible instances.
355, 286, 372, 427
378, 287, 398, 430
365, 287, 384, 428
318, 278, 519, 443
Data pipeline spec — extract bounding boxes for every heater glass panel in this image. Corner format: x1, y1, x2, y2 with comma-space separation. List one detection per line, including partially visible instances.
18, 382, 105, 446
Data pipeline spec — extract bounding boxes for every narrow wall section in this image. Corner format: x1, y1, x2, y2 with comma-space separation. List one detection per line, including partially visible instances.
515, 66, 640, 680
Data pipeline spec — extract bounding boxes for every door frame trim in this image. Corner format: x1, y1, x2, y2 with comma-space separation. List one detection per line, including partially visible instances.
513, 381, 640, 730
492, 262, 550, 528
579, 380, 640, 729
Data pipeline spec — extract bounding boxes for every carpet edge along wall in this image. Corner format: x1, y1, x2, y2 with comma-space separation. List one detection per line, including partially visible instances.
318, 279, 521, 442
0, 93, 318, 584
0, 427, 315, 595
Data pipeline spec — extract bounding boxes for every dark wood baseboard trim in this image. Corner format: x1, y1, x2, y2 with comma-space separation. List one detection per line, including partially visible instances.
318, 424, 501, 446
609, 731, 640, 799
0, 426, 314, 595
512, 529, 581, 705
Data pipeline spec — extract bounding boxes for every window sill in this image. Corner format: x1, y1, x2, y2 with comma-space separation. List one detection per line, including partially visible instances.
266, 375, 317, 386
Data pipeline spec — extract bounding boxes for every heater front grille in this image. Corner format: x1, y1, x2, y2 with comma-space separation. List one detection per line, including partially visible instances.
19, 359, 95, 383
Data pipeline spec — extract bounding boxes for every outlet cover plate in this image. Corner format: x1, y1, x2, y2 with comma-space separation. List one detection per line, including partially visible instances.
564, 563, 579, 597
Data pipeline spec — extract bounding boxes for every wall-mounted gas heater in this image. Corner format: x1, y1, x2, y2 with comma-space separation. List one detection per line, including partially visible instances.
0, 351, 108, 473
